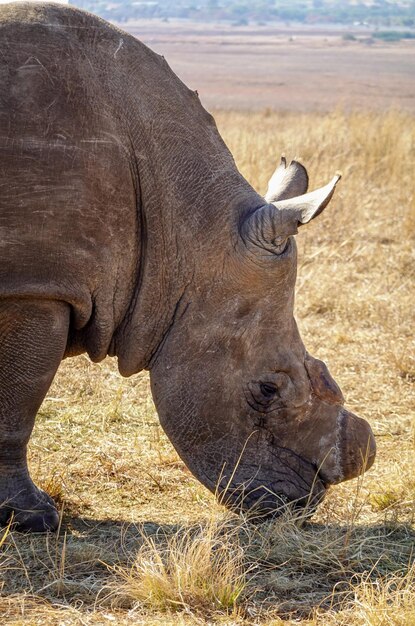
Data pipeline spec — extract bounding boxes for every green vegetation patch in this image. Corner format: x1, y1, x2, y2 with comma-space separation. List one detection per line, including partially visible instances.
373, 30, 415, 41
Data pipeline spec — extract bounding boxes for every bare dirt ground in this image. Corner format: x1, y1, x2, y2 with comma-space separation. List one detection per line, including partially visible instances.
122, 20, 415, 112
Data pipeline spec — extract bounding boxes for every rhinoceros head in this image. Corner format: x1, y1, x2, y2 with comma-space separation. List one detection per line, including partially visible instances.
150, 158, 376, 516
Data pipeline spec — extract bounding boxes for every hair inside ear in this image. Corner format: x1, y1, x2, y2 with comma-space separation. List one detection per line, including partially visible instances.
265, 158, 309, 203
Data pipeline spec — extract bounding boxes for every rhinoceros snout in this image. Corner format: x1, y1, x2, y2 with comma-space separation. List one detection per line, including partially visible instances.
315, 407, 376, 486
338, 408, 376, 482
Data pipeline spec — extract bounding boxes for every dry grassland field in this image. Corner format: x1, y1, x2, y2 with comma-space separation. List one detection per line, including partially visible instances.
1, 19, 415, 626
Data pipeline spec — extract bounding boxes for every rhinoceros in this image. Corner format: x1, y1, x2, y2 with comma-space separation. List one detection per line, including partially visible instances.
0, 3, 375, 532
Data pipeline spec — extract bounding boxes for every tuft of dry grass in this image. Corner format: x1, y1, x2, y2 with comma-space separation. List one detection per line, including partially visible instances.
0, 108, 414, 625
315, 564, 415, 626
105, 515, 246, 615
346, 567, 415, 626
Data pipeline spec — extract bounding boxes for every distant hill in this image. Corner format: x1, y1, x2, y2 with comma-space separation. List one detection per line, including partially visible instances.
72, 0, 415, 28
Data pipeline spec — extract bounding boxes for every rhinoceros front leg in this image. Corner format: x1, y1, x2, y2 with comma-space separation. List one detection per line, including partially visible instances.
0, 299, 69, 532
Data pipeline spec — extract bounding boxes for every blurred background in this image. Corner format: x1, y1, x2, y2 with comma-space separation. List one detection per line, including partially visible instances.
68, 0, 415, 111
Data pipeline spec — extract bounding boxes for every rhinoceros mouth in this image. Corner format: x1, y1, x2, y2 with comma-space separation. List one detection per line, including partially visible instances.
209, 452, 328, 519
217, 476, 327, 519
176, 430, 328, 518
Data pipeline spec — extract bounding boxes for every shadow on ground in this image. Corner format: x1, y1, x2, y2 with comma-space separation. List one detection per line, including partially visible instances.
0, 511, 413, 621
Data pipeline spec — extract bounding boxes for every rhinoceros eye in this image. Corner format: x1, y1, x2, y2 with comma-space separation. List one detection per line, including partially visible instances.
259, 382, 277, 397
245, 380, 283, 413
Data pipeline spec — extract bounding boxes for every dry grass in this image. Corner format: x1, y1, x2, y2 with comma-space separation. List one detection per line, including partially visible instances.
105, 515, 246, 615
0, 109, 414, 624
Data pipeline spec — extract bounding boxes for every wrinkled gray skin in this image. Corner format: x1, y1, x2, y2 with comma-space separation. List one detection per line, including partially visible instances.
0, 3, 375, 532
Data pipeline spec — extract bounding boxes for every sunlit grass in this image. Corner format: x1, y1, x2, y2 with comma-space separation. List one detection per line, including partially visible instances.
106, 515, 246, 615
1, 108, 414, 624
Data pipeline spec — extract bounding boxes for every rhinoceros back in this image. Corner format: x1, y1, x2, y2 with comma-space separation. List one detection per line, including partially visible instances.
0, 3, 141, 360
0, 3, 253, 370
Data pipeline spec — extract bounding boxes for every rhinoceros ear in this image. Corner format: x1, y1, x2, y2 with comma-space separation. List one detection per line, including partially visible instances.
273, 173, 341, 225
242, 174, 341, 254
265, 156, 309, 203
